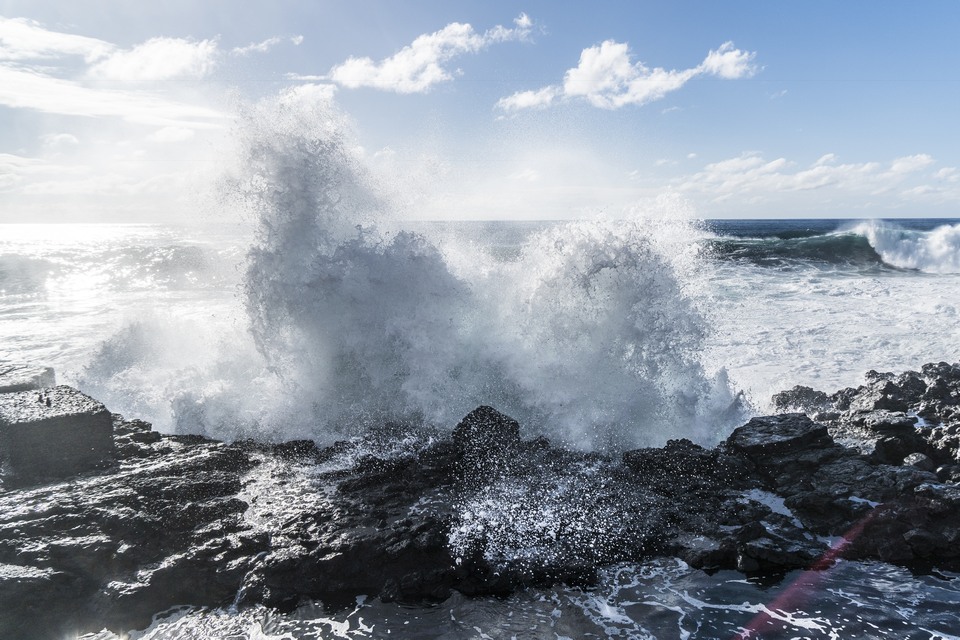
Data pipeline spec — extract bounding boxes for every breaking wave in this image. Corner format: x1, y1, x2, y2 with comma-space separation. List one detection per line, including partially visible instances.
709, 220, 960, 273
81, 86, 738, 450
850, 220, 960, 274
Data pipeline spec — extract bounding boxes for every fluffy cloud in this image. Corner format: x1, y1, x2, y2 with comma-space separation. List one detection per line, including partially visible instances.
0, 16, 236, 128
89, 37, 218, 81
328, 13, 533, 93
498, 40, 756, 111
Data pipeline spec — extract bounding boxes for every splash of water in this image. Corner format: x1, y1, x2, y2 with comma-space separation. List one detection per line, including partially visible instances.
81, 87, 737, 449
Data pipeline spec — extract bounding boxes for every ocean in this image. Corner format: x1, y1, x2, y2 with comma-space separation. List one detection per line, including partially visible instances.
1, 216, 958, 443
2, 216, 960, 639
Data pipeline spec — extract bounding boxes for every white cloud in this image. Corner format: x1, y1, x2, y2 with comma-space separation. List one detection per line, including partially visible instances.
889, 153, 934, 174
40, 132, 79, 148
514, 13, 533, 30
495, 85, 560, 110
231, 35, 302, 56
498, 40, 757, 111
675, 152, 953, 207
698, 41, 757, 79
0, 16, 112, 61
89, 37, 218, 81
328, 14, 533, 93
0, 18, 226, 127
232, 36, 282, 56
0, 65, 224, 127
934, 167, 959, 183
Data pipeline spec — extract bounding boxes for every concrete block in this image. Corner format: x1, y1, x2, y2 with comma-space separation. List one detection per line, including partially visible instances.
0, 363, 56, 394
0, 385, 114, 478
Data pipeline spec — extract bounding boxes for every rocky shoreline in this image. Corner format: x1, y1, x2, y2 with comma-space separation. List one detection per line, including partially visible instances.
2, 362, 960, 639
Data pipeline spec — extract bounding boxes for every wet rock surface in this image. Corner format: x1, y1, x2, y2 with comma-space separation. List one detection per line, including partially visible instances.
0, 385, 114, 480
2, 362, 960, 639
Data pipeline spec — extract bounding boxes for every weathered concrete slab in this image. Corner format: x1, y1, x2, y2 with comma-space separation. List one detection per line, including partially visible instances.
0, 363, 56, 394
0, 385, 114, 478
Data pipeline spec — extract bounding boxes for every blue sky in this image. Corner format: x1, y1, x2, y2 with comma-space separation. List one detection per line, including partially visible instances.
1, 0, 958, 221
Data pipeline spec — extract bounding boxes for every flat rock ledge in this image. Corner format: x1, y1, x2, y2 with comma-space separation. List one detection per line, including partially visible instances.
3, 363, 960, 639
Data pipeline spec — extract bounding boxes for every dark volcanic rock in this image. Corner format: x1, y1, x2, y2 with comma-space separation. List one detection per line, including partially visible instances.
5, 361, 960, 639
452, 405, 521, 488
0, 385, 114, 480
452, 405, 520, 454
771, 385, 829, 413
0, 429, 258, 639
726, 413, 830, 456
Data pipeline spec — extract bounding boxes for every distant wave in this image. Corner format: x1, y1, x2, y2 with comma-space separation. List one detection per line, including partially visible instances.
708, 233, 886, 269
710, 221, 960, 273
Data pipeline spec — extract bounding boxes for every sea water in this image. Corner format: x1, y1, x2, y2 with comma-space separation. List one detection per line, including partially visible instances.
3, 89, 960, 637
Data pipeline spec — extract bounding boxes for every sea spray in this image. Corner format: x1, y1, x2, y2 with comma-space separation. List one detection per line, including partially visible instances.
80, 87, 739, 448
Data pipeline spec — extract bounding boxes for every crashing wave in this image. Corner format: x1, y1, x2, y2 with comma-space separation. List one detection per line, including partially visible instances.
80, 86, 738, 450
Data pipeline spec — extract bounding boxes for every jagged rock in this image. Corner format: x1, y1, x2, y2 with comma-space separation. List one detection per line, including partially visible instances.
452, 405, 520, 487
771, 385, 829, 412
452, 405, 520, 453
0, 385, 114, 480
3, 362, 960, 639
726, 414, 830, 457
859, 410, 917, 434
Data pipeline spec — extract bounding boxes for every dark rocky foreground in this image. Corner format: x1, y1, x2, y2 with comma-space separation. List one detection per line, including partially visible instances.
3, 363, 960, 639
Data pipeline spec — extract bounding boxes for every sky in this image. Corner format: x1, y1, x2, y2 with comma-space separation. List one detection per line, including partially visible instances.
1, 0, 958, 222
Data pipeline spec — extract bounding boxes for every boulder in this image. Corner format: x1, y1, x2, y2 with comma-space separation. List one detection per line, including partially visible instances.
903, 452, 936, 472
0, 385, 114, 479
771, 385, 829, 412
452, 405, 520, 453
0, 363, 55, 394
726, 414, 830, 457
452, 406, 520, 487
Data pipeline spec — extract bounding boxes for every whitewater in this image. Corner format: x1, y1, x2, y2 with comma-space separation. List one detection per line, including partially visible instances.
3, 88, 960, 638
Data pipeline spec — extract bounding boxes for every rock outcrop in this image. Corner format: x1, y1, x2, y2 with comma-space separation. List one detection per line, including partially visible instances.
2, 362, 960, 639
0, 385, 114, 481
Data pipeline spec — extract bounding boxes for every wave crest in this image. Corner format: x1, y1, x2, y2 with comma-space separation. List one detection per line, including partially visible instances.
851, 220, 960, 274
